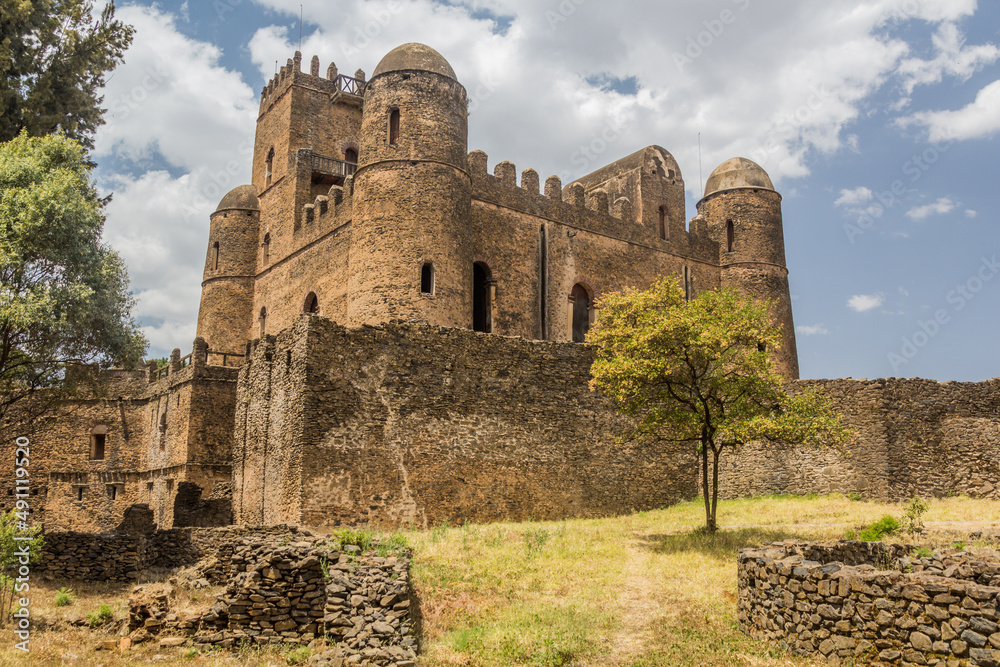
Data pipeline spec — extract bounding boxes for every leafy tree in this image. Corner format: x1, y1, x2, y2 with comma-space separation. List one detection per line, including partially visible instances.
0, 132, 146, 435
0, 1, 134, 150
588, 277, 850, 532
0, 508, 43, 628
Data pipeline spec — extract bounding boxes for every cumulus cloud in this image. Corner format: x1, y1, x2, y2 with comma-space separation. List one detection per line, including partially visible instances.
966, 209, 978, 218
906, 197, 956, 220
899, 79, 1000, 142
897, 23, 1000, 94
796, 324, 829, 336
834, 187, 874, 207
848, 294, 885, 312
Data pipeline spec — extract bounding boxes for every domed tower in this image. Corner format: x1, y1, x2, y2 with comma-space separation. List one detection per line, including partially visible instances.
698, 158, 799, 379
196, 185, 260, 355
346, 43, 473, 327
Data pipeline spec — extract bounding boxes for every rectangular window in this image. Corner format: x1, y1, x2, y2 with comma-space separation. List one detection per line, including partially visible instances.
389, 108, 400, 145
107, 485, 118, 501
76, 487, 85, 501
91, 433, 106, 460
421, 263, 434, 294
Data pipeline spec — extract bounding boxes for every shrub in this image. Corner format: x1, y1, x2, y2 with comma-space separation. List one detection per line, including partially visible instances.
286, 645, 311, 665
87, 602, 114, 627
859, 515, 899, 542
903, 494, 929, 535
54, 587, 74, 607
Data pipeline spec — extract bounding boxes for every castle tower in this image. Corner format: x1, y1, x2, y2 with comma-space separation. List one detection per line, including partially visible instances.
346, 43, 473, 327
698, 158, 799, 379
196, 185, 260, 354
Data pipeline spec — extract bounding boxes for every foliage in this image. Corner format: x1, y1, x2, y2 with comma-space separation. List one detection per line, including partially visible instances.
846, 492, 864, 502
0, 132, 146, 435
0, 1, 134, 150
54, 587, 75, 607
902, 494, 929, 535
0, 508, 43, 627
331, 528, 374, 553
86, 602, 114, 627
911, 546, 934, 559
375, 533, 410, 557
858, 515, 899, 542
588, 276, 850, 532
285, 645, 312, 665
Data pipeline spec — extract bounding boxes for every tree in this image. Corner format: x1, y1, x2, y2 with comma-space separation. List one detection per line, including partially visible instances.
588, 277, 849, 533
0, 508, 43, 629
0, 132, 146, 435
0, 1, 134, 150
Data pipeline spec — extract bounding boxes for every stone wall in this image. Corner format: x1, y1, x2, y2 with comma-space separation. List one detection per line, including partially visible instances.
233, 316, 699, 528
738, 541, 1000, 666
719, 378, 1000, 502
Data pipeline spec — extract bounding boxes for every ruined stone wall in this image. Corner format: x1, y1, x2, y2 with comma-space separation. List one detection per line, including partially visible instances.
738, 541, 1000, 666
233, 317, 699, 528
718, 378, 1000, 502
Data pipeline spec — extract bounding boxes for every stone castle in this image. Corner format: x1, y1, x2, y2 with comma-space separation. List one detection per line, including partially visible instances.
6, 44, 999, 533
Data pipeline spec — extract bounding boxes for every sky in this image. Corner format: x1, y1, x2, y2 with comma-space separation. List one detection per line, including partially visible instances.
90, 0, 1000, 381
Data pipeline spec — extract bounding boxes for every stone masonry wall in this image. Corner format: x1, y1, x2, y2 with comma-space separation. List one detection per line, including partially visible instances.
719, 378, 1000, 502
738, 541, 1000, 666
233, 316, 699, 528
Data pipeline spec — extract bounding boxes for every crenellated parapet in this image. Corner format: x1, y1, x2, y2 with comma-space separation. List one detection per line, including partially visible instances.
259, 51, 367, 115
296, 178, 354, 245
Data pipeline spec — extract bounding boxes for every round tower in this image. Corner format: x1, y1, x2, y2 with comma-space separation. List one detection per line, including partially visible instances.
196, 185, 260, 354
346, 43, 473, 327
698, 158, 799, 379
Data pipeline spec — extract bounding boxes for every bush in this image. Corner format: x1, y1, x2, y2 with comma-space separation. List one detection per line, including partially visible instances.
87, 602, 114, 627
903, 494, 929, 535
859, 515, 899, 542
286, 645, 311, 665
54, 587, 74, 607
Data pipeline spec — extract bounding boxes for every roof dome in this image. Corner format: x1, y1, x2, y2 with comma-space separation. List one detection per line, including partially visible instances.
215, 185, 259, 212
703, 157, 774, 198
373, 43, 457, 81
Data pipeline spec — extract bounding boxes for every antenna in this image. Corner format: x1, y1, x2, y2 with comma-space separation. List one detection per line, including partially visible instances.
698, 132, 704, 195
298, 5, 303, 52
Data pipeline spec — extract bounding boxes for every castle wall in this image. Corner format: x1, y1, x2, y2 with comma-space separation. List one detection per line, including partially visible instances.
232, 317, 700, 528
718, 378, 1000, 501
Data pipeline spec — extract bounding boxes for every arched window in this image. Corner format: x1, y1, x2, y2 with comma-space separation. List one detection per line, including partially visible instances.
262, 233, 271, 265
658, 206, 667, 240
571, 284, 591, 343
420, 262, 435, 295
303, 292, 320, 314
473, 262, 493, 333
265, 147, 275, 187
344, 148, 358, 175
90, 425, 107, 461
259, 306, 267, 336
726, 220, 735, 253
212, 241, 220, 270
388, 108, 400, 145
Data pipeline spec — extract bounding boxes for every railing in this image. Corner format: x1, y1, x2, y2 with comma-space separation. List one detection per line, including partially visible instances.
335, 74, 365, 95
310, 153, 357, 178
206, 351, 245, 368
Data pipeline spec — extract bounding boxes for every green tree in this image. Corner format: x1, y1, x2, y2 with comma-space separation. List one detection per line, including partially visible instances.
0, 508, 43, 628
0, 1, 134, 149
588, 277, 850, 532
0, 132, 146, 434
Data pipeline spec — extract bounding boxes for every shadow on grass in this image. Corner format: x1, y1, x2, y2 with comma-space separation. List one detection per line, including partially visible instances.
636, 527, 809, 559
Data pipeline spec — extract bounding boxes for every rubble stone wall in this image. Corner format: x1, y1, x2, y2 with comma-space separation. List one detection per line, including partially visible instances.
738, 541, 1000, 666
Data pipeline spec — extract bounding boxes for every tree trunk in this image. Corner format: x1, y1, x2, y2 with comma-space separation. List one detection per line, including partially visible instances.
701, 437, 715, 533
710, 445, 721, 532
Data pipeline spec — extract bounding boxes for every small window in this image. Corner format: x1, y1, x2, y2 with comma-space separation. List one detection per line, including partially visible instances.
265, 147, 275, 187
146, 482, 154, 496
473, 262, 493, 333
658, 206, 667, 240
388, 108, 400, 145
76, 487, 85, 501
259, 306, 267, 336
262, 233, 271, 265
571, 284, 591, 343
212, 241, 220, 270
90, 425, 107, 460
420, 263, 435, 295
304, 292, 320, 314
726, 220, 735, 253
107, 485, 118, 501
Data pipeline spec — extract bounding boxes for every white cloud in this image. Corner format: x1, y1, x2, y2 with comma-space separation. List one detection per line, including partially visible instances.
834, 186, 873, 207
848, 294, 884, 312
966, 209, 978, 218
796, 324, 829, 336
899, 79, 1000, 142
905, 197, 955, 220
897, 23, 1000, 94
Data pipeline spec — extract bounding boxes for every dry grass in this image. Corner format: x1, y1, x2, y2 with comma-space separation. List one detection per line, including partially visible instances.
1, 493, 997, 666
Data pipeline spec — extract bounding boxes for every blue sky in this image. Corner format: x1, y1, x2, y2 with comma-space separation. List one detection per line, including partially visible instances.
91, 0, 1000, 381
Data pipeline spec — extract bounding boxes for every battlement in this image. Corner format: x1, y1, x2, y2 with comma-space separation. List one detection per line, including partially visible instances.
297, 173, 354, 244
259, 51, 367, 115
145, 338, 243, 390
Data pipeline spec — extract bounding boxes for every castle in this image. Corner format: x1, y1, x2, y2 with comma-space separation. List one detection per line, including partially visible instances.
7, 44, 998, 534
